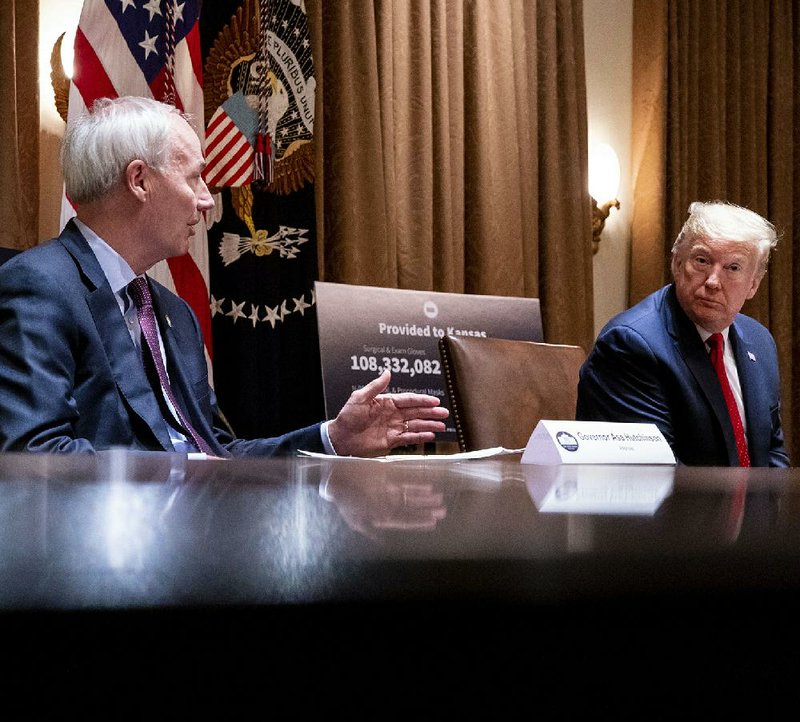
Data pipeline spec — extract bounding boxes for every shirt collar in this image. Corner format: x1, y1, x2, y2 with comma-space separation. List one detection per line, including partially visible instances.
695, 324, 730, 346
73, 217, 137, 295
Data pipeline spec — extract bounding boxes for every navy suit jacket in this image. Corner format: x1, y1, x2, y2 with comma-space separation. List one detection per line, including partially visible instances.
0, 221, 324, 456
576, 284, 788, 467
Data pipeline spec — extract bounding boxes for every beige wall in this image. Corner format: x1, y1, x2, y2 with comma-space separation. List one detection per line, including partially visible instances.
38, 0, 82, 241
37, 1, 634, 333
584, 0, 633, 338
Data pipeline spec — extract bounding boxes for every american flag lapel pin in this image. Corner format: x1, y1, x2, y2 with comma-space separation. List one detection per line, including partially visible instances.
747, 351, 756, 362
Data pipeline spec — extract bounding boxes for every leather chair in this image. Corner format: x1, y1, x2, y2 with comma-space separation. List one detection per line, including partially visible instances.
438, 335, 586, 452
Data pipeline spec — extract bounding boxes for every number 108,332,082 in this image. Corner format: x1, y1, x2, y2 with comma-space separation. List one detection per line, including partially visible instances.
349, 355, 441, 378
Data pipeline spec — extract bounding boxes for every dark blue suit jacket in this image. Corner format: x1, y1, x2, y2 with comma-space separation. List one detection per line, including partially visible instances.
576, 284, 788, 467
0, 221, 324, 456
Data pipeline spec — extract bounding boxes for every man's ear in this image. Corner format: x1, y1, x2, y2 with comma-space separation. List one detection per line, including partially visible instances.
747, 272, 764, 301
670, 252, 680, 278
125, 159, 149, 202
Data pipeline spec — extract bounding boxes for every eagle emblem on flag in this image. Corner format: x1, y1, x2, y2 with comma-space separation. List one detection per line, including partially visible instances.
203, 0, 315, 235
200, 0, 323, 439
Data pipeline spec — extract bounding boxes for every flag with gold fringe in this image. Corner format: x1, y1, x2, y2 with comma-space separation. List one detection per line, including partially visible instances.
200, 0, 322, 438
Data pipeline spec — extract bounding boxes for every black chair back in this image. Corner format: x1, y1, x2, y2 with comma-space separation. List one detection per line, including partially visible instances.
0, 247, 20, 266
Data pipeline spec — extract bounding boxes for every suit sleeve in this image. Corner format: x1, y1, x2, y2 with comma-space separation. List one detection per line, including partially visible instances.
763, 335, 790, 468
209, 375, 325, 457
768, 412, 790, 467
168, 295, 325, 458
0, 263, 96, 452
576, 325, 679, 453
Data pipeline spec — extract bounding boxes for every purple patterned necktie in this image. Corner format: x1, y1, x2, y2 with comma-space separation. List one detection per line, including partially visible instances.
128, 277, 214, 455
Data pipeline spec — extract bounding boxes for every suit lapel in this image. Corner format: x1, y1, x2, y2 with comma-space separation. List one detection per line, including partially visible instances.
149, 282, 225, 456
60, 225, 175, 451
148, 283, 194, 412
662, 286, 738, 464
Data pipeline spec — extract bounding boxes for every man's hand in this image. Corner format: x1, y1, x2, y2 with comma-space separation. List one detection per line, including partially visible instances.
327, 370, 449, 457
322, 464, 448, 539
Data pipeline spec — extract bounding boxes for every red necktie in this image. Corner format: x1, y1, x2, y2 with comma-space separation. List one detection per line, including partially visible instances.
707, 333, 750, 467
129, 277, 215, 455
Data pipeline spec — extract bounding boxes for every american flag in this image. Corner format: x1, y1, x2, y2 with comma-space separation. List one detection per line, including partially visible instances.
62, 0, 213, 360
204, 91, 257, 188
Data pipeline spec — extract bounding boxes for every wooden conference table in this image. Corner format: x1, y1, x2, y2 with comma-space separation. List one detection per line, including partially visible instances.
2, 450, 799, 712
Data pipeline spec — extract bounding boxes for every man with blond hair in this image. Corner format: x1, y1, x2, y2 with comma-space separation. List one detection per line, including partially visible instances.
577, 201, 788, 467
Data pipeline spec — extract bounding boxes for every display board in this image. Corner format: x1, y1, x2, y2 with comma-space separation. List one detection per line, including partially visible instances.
315, 281, 542, 440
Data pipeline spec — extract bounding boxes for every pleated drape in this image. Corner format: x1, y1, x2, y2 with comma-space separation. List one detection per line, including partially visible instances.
0, 0, 39, 250
631, 0, 800, 459
308, 0, 594, 351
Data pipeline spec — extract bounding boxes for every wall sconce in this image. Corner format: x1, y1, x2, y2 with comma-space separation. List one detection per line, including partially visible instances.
589, 142, 621, 255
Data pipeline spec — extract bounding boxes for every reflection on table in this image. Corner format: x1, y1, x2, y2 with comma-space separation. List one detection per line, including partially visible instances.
0, 450, 794, 609
3, 450, 800, 712
525, 464, 675, 515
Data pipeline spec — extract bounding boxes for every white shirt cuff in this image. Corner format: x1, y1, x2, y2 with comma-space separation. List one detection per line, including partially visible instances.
320, 421, 337, 455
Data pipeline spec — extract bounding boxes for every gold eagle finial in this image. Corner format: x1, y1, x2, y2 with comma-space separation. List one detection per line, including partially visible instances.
50, 32, 71, 124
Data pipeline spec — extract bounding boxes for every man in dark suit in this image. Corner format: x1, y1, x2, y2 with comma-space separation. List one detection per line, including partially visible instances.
577, 201, 788, 467
0, 96, 448, 457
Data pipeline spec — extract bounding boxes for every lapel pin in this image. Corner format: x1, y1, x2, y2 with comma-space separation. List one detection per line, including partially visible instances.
165, 314, 172, 328
747, 351, 756, 362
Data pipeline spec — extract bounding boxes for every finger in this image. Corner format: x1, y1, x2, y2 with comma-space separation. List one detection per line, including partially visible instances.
390, 430, 437, 448
386, 392, 443, 408
373, 517, 442, 530
402, 406, 450, 421
397, 485, 444, 507
350, 369, 391, 403
403, 419, 448, 435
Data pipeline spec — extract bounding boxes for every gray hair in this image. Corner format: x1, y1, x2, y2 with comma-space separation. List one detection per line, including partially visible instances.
672, 201, 778, 275
61, 96, 187, 204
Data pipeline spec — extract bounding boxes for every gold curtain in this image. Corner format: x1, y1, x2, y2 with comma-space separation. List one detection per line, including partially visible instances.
0, 0, 39, 250
631, 0, 800, 459
308, 0, 594, 351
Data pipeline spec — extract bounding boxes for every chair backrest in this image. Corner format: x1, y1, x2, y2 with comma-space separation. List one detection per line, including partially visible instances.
0, 247, 20, 266
438, 335, 586, 452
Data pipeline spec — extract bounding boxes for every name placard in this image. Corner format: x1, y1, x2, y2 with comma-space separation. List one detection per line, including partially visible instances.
315, 281, 542, 441
523, 465, 675, 516
521, 420, 676, 465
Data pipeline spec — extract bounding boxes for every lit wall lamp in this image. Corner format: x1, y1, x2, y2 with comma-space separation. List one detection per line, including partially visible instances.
589, 142, 621, 255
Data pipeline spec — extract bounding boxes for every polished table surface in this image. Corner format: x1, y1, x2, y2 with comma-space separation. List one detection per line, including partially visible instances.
2, 451, 799, 607
2, 450, 800, 712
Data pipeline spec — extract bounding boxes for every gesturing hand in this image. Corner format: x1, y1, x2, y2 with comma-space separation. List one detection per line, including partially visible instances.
327, 370, 449, 457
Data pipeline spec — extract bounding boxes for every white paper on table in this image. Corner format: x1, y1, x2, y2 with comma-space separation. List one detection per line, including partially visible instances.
297, 447, 524, 463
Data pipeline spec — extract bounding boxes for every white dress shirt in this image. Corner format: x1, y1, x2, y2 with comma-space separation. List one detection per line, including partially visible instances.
696, 324, 747, 433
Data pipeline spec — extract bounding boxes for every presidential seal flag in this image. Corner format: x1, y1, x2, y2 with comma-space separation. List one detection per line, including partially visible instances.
201, 0, 323, 438
56, 0, 213, 361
